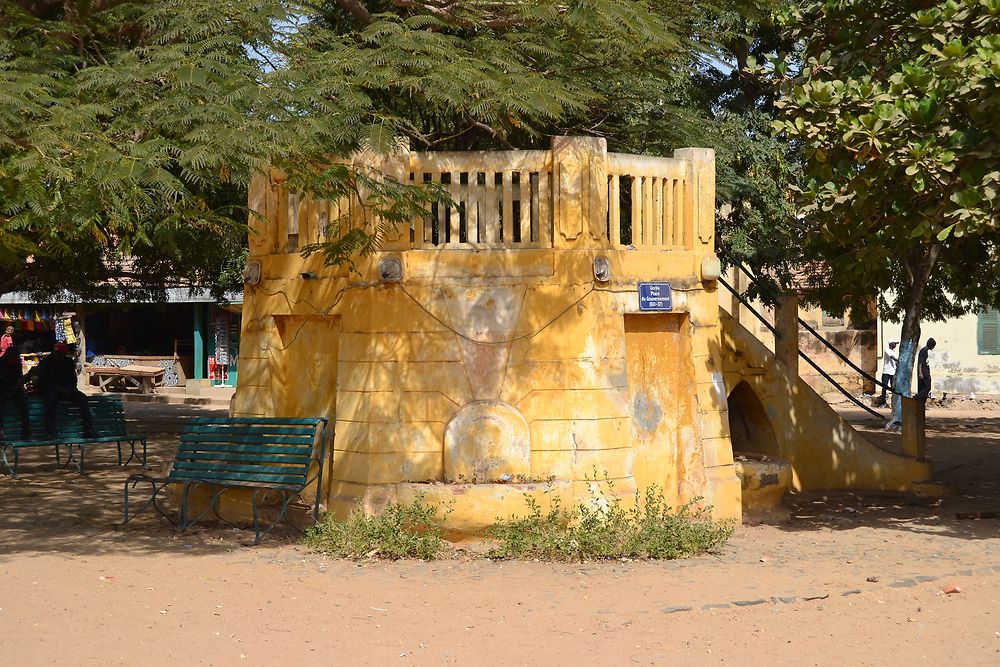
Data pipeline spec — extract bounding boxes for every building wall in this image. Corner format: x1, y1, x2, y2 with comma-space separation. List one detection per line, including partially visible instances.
879, 313, 1000, 396
231, 249, 740, 531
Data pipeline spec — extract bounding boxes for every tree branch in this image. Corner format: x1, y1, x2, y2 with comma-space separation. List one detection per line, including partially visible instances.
335, 0, 374, 27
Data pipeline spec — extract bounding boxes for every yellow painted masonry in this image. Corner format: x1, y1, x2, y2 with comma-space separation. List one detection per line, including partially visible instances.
223, 137, 927, 535
225, 138, 744, 533
721, 310, 932, 491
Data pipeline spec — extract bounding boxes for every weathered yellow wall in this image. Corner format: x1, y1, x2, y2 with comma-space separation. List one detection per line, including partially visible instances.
228, 139, 742, 532
231, 249, 741, 530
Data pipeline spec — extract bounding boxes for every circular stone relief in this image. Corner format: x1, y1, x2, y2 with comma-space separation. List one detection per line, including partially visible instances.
444, 400, 530, 483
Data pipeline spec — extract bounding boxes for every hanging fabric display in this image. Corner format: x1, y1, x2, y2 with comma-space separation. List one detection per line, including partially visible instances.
213, 311, 230, 366
55, 318, 66, 342
64, 318, 77, 344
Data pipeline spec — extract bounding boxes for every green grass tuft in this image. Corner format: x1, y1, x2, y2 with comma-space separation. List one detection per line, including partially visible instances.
303, 496, 447, 560
486, 483, 734, 561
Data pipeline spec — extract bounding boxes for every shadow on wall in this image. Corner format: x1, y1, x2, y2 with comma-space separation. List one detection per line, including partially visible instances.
728, 381, 779, 458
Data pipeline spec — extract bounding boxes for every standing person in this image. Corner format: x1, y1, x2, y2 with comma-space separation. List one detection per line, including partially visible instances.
0, 344, 31, 440
916, 338, 937, 401
0, 325, 14, 356
32, 342, 94, 438
879, 338, 899, 407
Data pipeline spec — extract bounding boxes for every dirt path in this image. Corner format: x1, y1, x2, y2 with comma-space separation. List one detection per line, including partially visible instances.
2, 402, 1000, 665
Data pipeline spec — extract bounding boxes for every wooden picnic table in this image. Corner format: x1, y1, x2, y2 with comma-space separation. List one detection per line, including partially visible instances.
86, 364, 165, 395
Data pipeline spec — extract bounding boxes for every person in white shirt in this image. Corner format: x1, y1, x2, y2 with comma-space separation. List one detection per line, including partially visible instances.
879, 339, 899, 407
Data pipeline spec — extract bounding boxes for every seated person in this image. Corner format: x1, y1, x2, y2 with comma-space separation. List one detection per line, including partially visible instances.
0, 344, 31, 440
32, 342, 94, 438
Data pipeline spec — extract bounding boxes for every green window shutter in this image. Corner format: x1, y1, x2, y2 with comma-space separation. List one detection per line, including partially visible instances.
979, 310, 1000, 355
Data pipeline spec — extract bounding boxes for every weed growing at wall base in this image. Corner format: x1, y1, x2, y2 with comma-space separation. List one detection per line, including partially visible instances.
303, 497, 447, 560
487, 484, 734, 561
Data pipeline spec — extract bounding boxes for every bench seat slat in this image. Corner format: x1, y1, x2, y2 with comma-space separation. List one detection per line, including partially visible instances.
161, 476, 305, 491
188, 417, 324, 426
177, 454, 311, 465
7, 435, 132, 446
174, 460, 309, 476
178, 441, 313, 454
184, 426, 317, 437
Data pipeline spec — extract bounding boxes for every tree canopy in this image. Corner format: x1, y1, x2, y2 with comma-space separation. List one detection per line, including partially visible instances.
2, 0, 792, 298
772, 0, 1000, 321
771, 0, 1000, 418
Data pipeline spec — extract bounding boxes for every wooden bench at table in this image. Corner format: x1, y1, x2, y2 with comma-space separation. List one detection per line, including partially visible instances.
119, 417, 329, 544
0, 394, 147, 477
86, 364, 165, 395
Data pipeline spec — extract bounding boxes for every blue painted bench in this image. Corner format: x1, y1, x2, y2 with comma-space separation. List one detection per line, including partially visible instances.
119, 416, 328, 544
0, 394, 147, 477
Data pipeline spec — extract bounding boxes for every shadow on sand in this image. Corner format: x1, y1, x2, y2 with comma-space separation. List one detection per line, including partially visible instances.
3, 402, 999, 558
769, 407, 1000, 542
0, 402, 303, 559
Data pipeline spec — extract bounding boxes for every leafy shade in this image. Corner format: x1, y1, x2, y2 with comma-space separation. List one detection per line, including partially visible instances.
772, 0, 1000, 320
0, 0, 280, 299
772, 0, 1000, 421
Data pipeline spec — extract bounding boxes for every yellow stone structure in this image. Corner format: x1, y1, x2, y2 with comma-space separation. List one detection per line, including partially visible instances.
228, 136, 931, 533
231, 137, 741, 532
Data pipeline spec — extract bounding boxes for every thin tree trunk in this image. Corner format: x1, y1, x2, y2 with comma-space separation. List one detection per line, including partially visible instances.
889, 243, 941, 427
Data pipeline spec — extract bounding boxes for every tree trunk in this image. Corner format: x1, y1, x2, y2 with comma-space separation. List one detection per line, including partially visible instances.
889, 243, 942, 427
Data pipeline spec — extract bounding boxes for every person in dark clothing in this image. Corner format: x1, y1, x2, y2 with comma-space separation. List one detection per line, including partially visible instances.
33, 342, 94, 438
0, 344, 31, 440
915, 338, 937, 401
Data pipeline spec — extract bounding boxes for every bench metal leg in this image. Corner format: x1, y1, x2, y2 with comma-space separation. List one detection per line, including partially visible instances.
180, 482, 195, 530
116, 439, 140, 467
121, 438, 148, 469
118, 476, 177, 528
249, 488, 303, 546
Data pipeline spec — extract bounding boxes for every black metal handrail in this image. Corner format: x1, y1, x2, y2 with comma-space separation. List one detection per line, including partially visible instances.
718, 273, 887, 422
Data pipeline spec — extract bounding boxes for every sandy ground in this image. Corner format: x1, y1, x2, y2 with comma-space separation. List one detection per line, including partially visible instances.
2, 401, 1000, 665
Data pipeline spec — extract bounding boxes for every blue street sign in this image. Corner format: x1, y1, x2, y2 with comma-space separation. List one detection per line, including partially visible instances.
637, 282, 673, 311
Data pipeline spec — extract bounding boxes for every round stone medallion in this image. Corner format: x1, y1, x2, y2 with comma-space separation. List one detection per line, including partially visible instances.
443, 400, 530, 483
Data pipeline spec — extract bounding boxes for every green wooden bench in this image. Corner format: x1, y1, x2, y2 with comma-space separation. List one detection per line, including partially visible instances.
0, 394, 147, 477
119, 416, 328, 544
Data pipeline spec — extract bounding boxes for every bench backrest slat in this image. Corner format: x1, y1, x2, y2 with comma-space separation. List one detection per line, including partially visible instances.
180, 433, 314, 446
169, 469, 307, 487
1, 395, 131, 440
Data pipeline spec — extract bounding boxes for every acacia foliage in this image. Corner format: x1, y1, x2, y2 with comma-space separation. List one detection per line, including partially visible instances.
0, 0, 278, 298
2, 0, 794, 297
300, 1, 799, 278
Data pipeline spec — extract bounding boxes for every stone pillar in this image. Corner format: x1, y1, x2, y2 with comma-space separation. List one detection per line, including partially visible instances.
901, 396, 926, 461
673, 148, 715, 253
551, 136, 608, 249
775, 294, 799, 382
